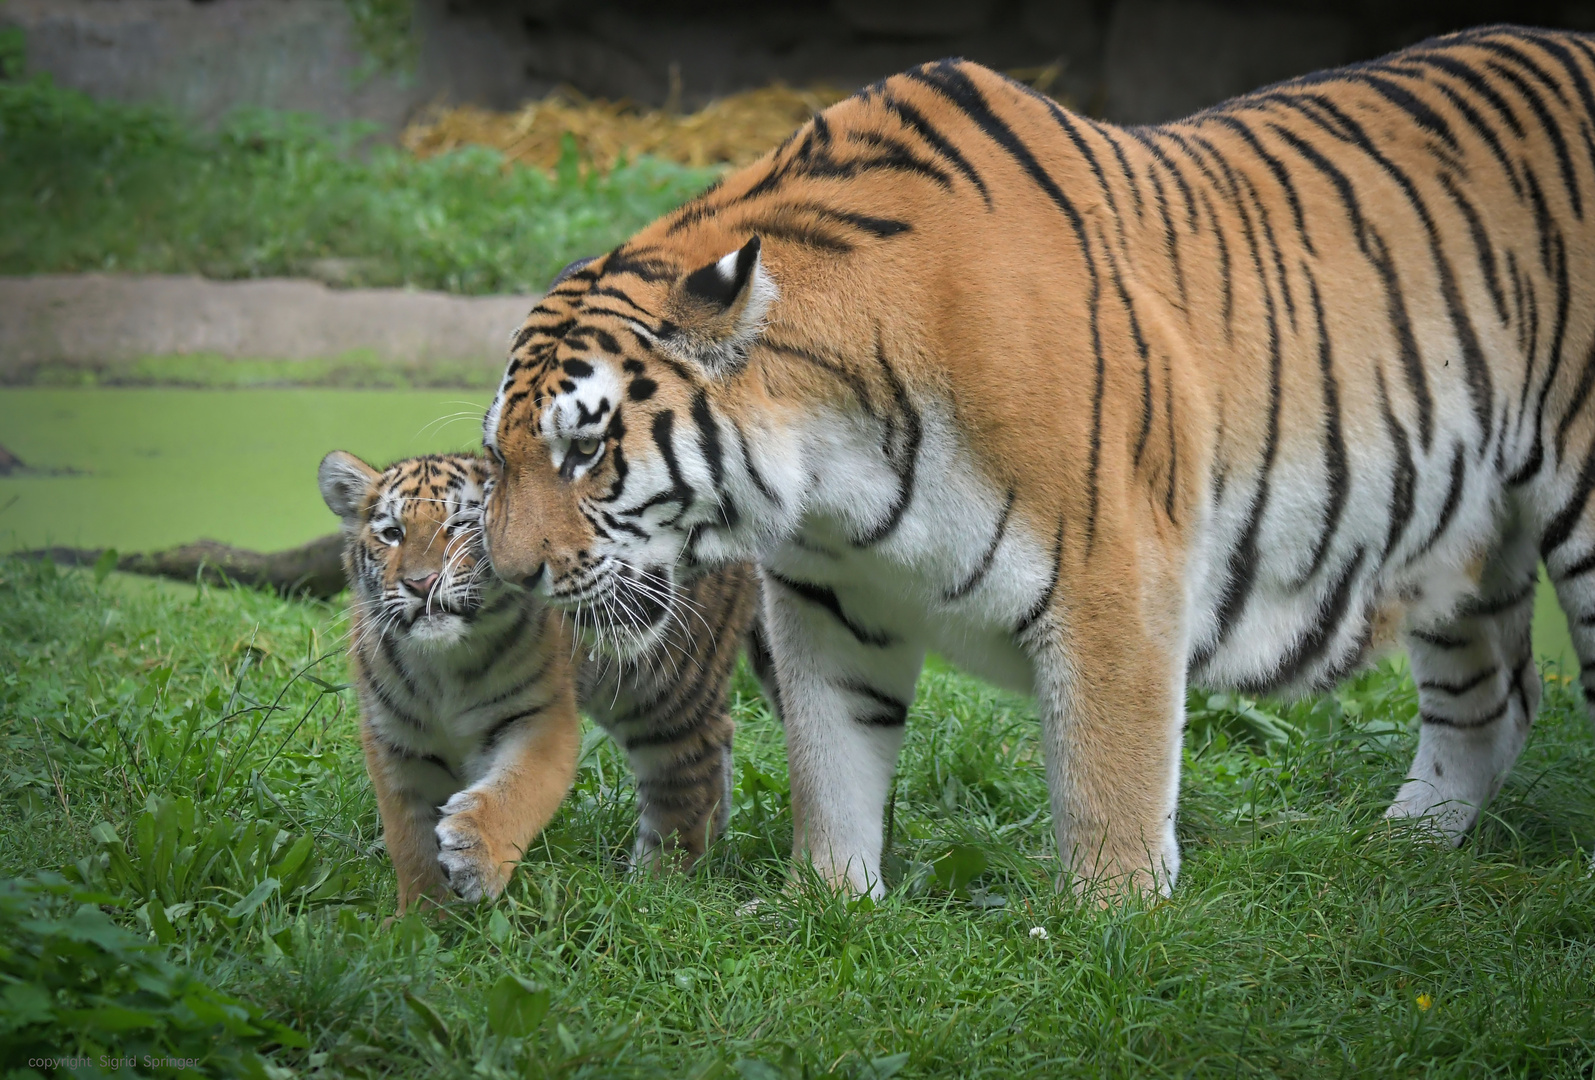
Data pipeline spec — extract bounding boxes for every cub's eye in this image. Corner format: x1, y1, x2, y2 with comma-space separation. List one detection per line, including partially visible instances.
377, 525, 404, 545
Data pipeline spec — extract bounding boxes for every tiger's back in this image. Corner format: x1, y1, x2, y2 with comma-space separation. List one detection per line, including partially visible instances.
483, 27, 1595, 896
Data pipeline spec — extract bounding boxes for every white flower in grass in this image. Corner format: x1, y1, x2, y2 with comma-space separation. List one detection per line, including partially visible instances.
1029, 926, 1048, 940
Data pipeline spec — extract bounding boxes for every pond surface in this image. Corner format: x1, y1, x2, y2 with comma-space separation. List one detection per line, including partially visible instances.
0, 387, 1577, 667
0, 388, 488, 553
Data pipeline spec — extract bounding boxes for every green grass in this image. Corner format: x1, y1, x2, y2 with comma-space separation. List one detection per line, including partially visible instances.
3, 558, 1593, 1077
0, 75, 718, 294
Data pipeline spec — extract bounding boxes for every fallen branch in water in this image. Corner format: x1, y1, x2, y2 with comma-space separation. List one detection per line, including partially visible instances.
22, 535, 346, 599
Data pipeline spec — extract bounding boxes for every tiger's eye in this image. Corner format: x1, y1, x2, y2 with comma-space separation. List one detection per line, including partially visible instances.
378, 525, 403, 544
574, 436, 601, 457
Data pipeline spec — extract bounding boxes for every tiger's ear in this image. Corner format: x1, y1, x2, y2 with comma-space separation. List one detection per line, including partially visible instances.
662, 235, 776, 378
318, 450, 379, 521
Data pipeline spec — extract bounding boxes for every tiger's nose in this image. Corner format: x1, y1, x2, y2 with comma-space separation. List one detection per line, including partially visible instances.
403, 572, 440, 597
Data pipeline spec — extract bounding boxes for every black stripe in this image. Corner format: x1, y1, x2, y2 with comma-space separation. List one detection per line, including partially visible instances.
1266, 120, 1435, 450
1376, 370, 1419, 565
1298, 271, 1349, 585
482, 704, 547, 751
1405, 443, 1467, 563
368, 726, 456, 780
853, 335, 923, 547
1552, 546, 1595, 581
1101, 242, 1152, 467
1539, 427, 1595, 558
1410, 628, 1471, 649
758, 339, 879, 420
1481, 57, 1582, 218
1421, 74, 1524, 198
842, 130, 954, 192
1346, 71, 1460, 154
731, 216, 852, 254
472, 647, 557, 711
1434, 170, 1509, 326
1420, 666, 1499, 696
1420, 693, 1511, 729
690, 391, 724, 489
944, 488, 1016, 601
840, 679, 910, 727
459, 604, 533, 681
790, 202, 913, 238
900, 61, 1106, 552
1015, 517, 1066, 636
1460, 579, 1536, 617
766, 572, 897, 648
881, 90, 992, 205
1412, 52, 1526, 138
1191, 155, 1282, 663
1095, 124, 1144, 218
1210, 115, 1315, 254
1269, 547, 1368, 689
730, 417, 781, 508
365, 679, 427, 732
603, 250, 678, 283
1279, 95, 1497, 447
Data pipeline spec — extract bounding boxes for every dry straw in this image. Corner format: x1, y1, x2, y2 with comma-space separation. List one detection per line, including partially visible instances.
401, 84, 851, 172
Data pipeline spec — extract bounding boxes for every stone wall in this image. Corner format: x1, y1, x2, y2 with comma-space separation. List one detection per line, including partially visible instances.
7, 0, 1595, 134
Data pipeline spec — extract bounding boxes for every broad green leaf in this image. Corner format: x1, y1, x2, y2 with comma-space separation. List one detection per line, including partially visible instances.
227, 876, 278, 919
270, 833, 314, 887
930, 843, 987, 893
486, 974, 549, 1038
404, 990, 451, 1047
92, 548, 118, 583
865, 1052, 910, 1079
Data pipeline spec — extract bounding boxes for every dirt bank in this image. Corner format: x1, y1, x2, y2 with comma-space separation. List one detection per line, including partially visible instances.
0, 273, 538, 385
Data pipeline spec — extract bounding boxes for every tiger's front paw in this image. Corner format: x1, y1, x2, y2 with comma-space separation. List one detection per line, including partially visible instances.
435, 792, 514, 902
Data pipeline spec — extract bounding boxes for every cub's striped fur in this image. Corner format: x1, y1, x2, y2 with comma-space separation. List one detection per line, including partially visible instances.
319, 451, 760, 912
483, 26, 1595, 898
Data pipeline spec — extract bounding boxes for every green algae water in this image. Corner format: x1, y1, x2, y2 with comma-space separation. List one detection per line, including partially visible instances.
0, 386, 1579, 667
0, 388, 489, 553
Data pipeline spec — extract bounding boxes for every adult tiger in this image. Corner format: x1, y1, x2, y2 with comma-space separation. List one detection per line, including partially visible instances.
482, 26, 1595, 898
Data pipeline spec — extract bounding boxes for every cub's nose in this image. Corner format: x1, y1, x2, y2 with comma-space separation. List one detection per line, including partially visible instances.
403, 572, 440, 597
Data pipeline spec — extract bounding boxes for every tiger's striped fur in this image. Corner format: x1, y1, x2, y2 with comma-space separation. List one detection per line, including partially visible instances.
482, 26, 1595, 898
319, 450, 760, 912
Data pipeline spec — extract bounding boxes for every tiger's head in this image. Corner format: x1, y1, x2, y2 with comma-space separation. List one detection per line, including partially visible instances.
319, 451, 502, 647
483, 232, 799, 656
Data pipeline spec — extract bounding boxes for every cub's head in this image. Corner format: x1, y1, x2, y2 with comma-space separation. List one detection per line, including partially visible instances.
483, 234, 779, 656
319, 451, 502, 647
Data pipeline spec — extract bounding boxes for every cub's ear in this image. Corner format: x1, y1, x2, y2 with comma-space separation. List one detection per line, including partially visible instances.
662, 235, 776, 377
318, 451, 379, 520
548, 255, 596, 290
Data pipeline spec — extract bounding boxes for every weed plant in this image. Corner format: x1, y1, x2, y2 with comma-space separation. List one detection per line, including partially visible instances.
2, 557, 1593, 1077
0, 76, 718, 294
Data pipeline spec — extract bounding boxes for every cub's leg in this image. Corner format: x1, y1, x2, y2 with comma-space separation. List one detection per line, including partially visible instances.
763, 576, 924, 898
1024, 569, 1186, 899
362, 723, 449, 914
1390, 524, 1540, 840
435, 687, 581, 902
623, 710, 735, 872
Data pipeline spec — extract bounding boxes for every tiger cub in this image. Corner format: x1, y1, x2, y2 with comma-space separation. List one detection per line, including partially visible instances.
318, 450, 760, 913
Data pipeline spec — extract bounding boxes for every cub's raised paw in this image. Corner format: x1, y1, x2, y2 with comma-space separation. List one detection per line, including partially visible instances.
435, 792, 514, 902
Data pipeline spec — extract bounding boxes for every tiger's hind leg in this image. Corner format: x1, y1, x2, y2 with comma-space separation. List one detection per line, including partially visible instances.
1388, 522, 1540, 841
